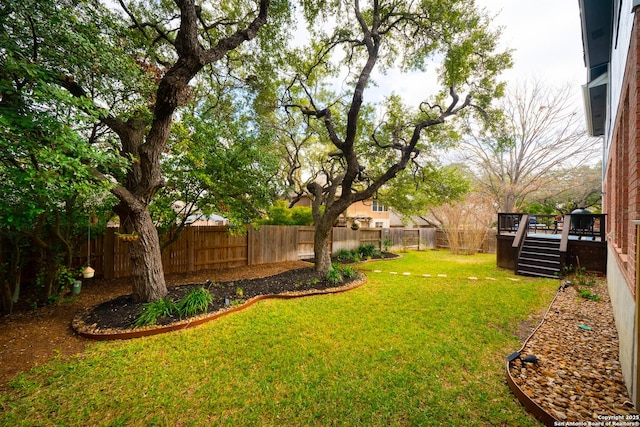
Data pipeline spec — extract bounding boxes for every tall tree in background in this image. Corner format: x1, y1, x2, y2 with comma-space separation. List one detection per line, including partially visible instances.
459, 79, 601, 213
519, 163, 602, 214
1, 0, 290, 302
283, 0, 511, 272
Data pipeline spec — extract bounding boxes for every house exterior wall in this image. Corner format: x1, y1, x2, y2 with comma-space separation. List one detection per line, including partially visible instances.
345, 200, 391, 228
597, 0, 640, 404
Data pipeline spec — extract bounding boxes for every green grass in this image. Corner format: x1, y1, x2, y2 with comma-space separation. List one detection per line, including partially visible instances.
0, 250, 556, 426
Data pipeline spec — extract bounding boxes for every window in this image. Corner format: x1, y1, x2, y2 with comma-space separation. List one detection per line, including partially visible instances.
372, 200, 388, 212
375, 222, 384, 228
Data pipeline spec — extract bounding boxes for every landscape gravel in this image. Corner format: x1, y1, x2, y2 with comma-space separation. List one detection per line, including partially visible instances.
509, 278, 639, 423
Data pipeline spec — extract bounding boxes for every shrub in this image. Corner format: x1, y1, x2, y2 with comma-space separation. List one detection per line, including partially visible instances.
381, 238, 392, 252
578, 288, 601, 301
358, 243, 380, 259
339, 265, 358, 279
326, 265, 344, 285
135, 297, 179, 327
335, 249, 358, 263
177, 287, 213, 317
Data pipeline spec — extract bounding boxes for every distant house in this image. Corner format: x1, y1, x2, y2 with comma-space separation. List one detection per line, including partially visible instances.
344, 199, 391, 228
292, 196, 392, 228
579, 0, 640, 407
186, 213, 228, 226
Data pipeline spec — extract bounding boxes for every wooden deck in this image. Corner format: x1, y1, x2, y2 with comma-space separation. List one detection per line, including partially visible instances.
497, 213, 607, 276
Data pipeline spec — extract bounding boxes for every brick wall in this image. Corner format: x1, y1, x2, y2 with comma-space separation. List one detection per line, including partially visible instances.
606, 11, 640, 298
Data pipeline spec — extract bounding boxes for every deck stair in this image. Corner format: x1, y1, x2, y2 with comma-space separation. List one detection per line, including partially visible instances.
516, 236, 562, 279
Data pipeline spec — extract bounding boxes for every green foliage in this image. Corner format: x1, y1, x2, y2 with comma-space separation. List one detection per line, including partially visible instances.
381, 238, 393, 252
518, 163, 603, 215
334, 249, 360, 264
135, 298, 179, 327
326, 265, 344, 285
137, 287, 220, 326
152, 113, 283, 235
563, 265, 600, 302
1, 0, 295, 304
177, 288, 214, 318
358, 243, 380, 259
259, 201, 314, 226
379, 165, 471, 222
577, 289, 601, 302
338, 265, 358, 279
563, 265, 597, 287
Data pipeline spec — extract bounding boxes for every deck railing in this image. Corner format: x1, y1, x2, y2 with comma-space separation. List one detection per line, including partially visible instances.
497, 213, 606, 241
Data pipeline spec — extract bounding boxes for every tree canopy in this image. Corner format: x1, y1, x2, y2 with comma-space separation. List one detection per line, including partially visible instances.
458, 79, 601, 213
0, 0, 292, 307
280, 0, 511, 271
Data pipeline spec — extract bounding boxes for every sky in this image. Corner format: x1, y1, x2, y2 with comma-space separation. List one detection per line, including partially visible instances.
477, 0, 586, 91
371, 0, 587, 106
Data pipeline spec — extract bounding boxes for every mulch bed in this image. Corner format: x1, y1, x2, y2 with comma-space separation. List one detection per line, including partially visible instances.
508, 278, 639, 423
73, 267, 362, 335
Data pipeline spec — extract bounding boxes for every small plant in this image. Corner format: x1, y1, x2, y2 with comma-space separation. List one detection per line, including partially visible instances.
339, 265, 358, 279
326, 265, 344, 285
236, 287, 244, 297
576, 270, 597, 287
578, 288, 601, 301
177, 287, 213, 317
358, 243, 380, 259
563, 265, 597, 286
229, 299, 244, 307
135, 297, 178, 327
381, 238, 392, 253
335, 249, 357, 263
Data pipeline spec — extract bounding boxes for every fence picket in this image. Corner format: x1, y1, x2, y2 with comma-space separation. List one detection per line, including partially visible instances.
76, 226, 495, 279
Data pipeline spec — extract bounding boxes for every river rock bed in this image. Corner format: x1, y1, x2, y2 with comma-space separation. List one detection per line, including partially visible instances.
509, 278, 639, 423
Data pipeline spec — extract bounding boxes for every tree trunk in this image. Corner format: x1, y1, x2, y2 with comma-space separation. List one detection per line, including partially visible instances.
116, 203, 167, 302
501, 191, 517, 213
0, 239, 12, 315
313, 220, 333, 274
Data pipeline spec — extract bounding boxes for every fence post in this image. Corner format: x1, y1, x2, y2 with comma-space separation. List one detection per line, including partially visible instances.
187, 227, 195, 272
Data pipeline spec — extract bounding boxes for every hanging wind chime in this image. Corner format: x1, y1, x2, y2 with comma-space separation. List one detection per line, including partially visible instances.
82, 217, 95, 279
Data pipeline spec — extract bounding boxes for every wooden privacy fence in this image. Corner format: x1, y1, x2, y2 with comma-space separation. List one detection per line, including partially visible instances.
80, 226, 495, 279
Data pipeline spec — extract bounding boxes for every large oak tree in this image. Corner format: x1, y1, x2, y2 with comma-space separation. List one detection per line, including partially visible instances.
1, 0, 290, 302
459, 79, 601, 213
283, 0, 511, 272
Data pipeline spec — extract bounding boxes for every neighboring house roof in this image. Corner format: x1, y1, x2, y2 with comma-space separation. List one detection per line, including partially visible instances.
186, 213, 228, 224
579, 0, 613, 136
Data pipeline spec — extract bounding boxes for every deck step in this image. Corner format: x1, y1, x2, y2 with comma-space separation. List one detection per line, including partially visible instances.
516, 236, 562, 279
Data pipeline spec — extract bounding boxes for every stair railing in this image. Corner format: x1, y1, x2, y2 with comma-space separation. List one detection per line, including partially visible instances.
559, 215, 570, 274
512, 214, 529, 274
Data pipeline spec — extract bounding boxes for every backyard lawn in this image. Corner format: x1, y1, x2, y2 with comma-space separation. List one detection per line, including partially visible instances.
0, 250, 557, 426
